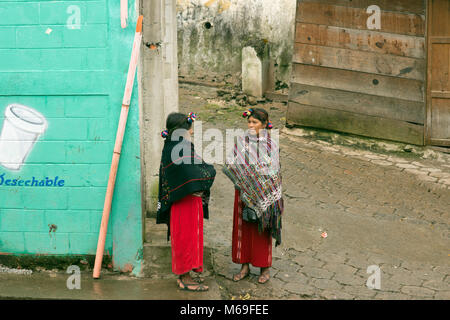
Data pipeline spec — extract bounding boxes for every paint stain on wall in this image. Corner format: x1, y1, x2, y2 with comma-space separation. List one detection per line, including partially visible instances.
48, 224, 58, 249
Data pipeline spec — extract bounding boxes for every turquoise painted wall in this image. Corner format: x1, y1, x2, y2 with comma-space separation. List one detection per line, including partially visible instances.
0, 0, 143, 275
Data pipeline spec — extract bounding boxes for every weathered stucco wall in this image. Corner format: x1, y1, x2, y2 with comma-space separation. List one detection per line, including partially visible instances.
177, 0, 296, 87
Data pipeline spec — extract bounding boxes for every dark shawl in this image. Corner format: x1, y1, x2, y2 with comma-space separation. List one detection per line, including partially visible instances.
156, 137, 216, 237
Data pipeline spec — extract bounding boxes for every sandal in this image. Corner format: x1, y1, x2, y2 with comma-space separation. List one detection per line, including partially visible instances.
258, 271, 270, 284
192, 276, 205, 284
177, 278, 209, 292
233, 269, 250, 282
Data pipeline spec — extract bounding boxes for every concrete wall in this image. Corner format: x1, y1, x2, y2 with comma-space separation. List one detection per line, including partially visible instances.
139, 0, 179, 219
176, 0, 296, 87
0, 0, 144, 275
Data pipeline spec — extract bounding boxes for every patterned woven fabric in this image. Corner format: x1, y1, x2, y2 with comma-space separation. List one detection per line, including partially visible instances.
223, 131, 283, 246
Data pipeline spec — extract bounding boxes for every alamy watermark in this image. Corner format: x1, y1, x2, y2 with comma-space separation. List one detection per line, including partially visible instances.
167, 121, 280, 171
367, 5, 381, 30
366, 265, 381, 290
66, 5, 81, 29
66, 265, 81, 290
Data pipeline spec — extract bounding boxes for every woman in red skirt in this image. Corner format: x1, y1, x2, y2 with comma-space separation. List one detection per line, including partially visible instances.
157, 112, 216, 292
223, 108, 283, 284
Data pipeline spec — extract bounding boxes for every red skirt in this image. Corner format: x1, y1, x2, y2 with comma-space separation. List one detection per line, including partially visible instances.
170, 194, 204, 275
232, 189, 272, 268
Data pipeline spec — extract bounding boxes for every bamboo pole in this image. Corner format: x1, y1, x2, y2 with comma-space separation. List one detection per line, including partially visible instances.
93, 15, 143, 279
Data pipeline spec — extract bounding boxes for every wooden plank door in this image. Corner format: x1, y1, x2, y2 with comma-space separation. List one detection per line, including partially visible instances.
427, 0, 450, 146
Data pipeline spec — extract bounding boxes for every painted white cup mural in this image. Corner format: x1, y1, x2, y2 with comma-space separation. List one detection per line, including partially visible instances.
0, 104, 48, 171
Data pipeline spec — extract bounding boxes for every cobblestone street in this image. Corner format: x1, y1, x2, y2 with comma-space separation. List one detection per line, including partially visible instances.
178, 83, 450, 300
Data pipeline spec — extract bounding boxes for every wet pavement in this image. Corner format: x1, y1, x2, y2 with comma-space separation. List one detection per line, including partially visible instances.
0, 271, 221, 300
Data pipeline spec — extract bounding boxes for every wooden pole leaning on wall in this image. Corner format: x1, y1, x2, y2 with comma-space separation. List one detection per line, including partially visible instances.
93, 15, 143, 279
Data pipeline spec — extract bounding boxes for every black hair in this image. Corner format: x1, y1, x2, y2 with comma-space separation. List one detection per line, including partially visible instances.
247, 108, 270, 129
165, 112, 192, 137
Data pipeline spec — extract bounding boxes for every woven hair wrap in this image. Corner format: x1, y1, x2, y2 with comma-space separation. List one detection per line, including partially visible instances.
187, 112, 197, 123
242, 108, 254, 118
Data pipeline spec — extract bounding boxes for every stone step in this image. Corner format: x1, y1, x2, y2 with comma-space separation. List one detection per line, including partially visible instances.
142, 244, 173, 278
142, 244, 215, 280
145, 218, 169, 245
142, 219, 221, 298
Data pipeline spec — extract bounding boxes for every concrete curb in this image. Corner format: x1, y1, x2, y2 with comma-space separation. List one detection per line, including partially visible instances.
282, 127, 450, 160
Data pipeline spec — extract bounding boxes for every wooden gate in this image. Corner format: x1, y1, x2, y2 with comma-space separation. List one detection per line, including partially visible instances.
427, 0, 450, 146
286, 0, 427, 146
